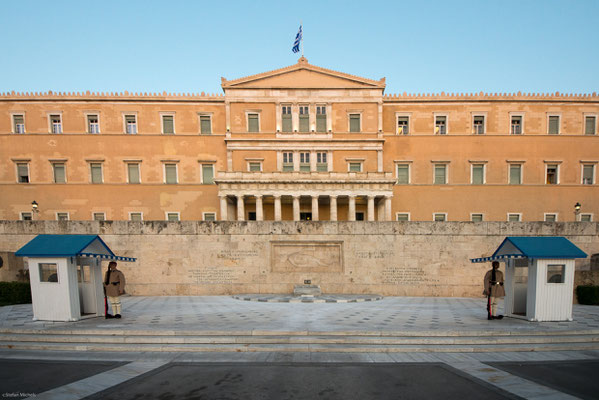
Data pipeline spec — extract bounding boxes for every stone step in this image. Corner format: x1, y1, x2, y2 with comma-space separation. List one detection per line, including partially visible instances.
1, 340, 599, 353
0, 333, 597, 346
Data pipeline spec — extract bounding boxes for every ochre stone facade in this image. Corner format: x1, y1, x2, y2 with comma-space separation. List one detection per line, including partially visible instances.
1, 57, 598, 222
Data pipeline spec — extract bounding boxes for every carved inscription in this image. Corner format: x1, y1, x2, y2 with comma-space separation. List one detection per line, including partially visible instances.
382, 266, 440, 285
217, 250, 259, 261
271, 241, 343, 273
188, 267, 237, 284
356, 250, 394, 259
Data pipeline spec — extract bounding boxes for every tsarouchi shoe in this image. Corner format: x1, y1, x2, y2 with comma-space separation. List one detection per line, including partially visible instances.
115, 314, 121, 319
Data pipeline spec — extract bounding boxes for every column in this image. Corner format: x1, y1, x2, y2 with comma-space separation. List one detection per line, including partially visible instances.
348, 195, 356, 221
236, 196, 245, 221
292, 195, 300, 221
367, 196, 375, 221
311, 195, 319, 221
385, 196, 392, 221
330, 195, 338, 221
219, 195, 228, 221
274, 195, 282, 221
255, 195, 264, 221
377, 150, 383, 172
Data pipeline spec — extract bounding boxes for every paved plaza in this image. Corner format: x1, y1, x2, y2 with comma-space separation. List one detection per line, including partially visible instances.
1, 296, 599, 399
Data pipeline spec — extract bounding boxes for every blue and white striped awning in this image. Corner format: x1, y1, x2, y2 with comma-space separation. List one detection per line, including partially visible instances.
470, 254, 526, 263
79, 253, 136, 262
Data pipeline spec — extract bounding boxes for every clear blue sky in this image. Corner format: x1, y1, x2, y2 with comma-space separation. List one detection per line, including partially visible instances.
1, 0, 598, 95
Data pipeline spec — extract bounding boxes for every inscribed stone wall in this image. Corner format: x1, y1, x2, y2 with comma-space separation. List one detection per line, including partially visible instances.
0, 221, 597, 297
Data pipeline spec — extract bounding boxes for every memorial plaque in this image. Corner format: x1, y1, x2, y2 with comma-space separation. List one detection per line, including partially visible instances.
271, 241, 343, 273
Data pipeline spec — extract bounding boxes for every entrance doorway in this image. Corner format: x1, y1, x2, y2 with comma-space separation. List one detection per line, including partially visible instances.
77, 259, 97, 316
512, 258, 528, 316
300, 212, 312, 221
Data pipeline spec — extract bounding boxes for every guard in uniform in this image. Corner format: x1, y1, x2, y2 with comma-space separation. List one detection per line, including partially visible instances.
104, 261, 126, 319
483, 261, 505, 320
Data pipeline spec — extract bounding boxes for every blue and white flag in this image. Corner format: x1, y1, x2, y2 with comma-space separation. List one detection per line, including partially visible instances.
292, 25, 302, 53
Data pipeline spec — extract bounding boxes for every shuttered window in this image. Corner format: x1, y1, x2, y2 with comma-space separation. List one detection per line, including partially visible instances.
248, 113, 259, 132
299, 152, 310, 172
509, 164, 521, 184
583, 165, 594, 185
349, 162, 362, 172
434, 213, 446, 222
17, 163, 29, 183
93, 213, 105, 221
396, 213, 409, 221
200, 115, 212, 134
548, 116, 559, 134
585, 116, 596, 135
508, 214, 521, 222
349, 114, 361, 132
316, 106, 326, 132
202, 164, 214, 184
164, 164, 177, 184
167, 213, 179, 221
53, 163, 66, 183
90, 163, 103, 183
299, 106, 309, 132
128, 163, 140, 184
472, 164, 484, 184
282, 152, 294, 172
434, 164, 447, 184
281, 106, 292, 132
249, 162, 261, 172
316, 152, 328, 172
397, 164, 409, 184
162, 115, 174, 134
471, 214, 483, 222
130, 213, 142, 221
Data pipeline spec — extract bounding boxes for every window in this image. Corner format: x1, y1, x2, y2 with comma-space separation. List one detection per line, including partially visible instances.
471, 214, 484, 222
548, 115, 560, 135
316, 105, 327, 132
544, 213, 557, 222
511, 115, 522, 135
349, 162, 362, 172
127, 163, 140, 184
547, 264, 565, 283
125, 114, 137, 134
281, 105, 292, 132
248, 212, 257, 221
546, 164, 559, 184
129, 212, 143, 221
162, 115, 174, 134
52, 163, 66, 183
283, 152, 294, 172
12, 114, 25, 133
434, 213, 447, 222
90, 163, 103, 183
473, 115, 485, 134
248, 162, 262, 172
166, 212, 180, 221
300, 212, 312, 221
247, 113, 259, 132
397, 164, 410, 184
50, 114, 62, 134
509, 164, 522, 185
471, 164, 485, 184
39, 263, 58, 283
582, 164, 595, 185
349, 114, 361, 132
87, 115, 100, 134
93, 212, 106, 221
164, 163, 178, 184
201, 164, 214, 184
508, 213, 521, 222
203, 212, 216, 221
299, 152, 310, 172
585, 116, 596, 135
299, 105, 309, 132
17, 163, 29, 183
396, 213, 410, 221
56, 212, 69, 221
580, 214, 592, 222
199, 115, 212, 135
21, 212, 32, 221
435, 116, 447, 135
397, 116, 409, 135
434, 164, 447, 184
316, 152, 328, 172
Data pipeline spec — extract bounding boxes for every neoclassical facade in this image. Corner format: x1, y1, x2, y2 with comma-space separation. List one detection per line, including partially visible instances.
1, 57, 598, 222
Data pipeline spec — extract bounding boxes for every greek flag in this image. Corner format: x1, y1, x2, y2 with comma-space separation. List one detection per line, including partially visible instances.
292, 25, 302, 53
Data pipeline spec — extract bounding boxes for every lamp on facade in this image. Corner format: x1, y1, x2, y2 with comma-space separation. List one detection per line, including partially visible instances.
31, 200, 39, 220
574, 202, 581, 221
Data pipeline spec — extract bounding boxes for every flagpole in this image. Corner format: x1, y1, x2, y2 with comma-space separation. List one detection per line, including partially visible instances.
301, 20, 304, 57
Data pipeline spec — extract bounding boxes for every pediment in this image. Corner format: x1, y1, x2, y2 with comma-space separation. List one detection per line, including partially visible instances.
222, 57, 385, 90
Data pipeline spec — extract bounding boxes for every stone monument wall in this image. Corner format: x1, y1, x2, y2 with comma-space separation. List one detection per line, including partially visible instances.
0, 221, 597, 297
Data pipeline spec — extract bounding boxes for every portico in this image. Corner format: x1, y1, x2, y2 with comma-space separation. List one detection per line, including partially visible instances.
216, 171, 395, 221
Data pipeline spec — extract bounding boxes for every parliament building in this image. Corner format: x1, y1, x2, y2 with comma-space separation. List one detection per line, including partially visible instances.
1, 57, 598, 223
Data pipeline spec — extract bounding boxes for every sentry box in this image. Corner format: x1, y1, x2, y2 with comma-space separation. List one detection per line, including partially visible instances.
15, 235, 135, 322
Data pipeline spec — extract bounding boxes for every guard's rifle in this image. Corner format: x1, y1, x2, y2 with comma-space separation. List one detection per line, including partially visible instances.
104, 267, 113, 319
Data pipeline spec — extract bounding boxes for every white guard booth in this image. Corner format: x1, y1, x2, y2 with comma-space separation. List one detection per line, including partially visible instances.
15, 234, 136, 322
471, 236, 587, 322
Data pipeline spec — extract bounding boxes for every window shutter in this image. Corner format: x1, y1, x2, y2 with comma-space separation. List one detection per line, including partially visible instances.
585, 117, 596, 135
248, 114, 259, 132
128, 164, 140, 183
472, 165, 484, 184
349, 114, 360, 132
397, 165, 409, 184
548, 116, 559, 134
91, 164, 102, 183
54, 164, 66, 183
510, 165, 521, 184
165, 164, 177, 184
434, 165, 446, 184
163, 116, 174, 134
583, 165, 594, 184
202, 164, 214, 184
200, 116, 212, 134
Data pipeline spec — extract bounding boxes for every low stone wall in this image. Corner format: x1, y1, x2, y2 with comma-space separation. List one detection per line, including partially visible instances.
0, 221, 597, 297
